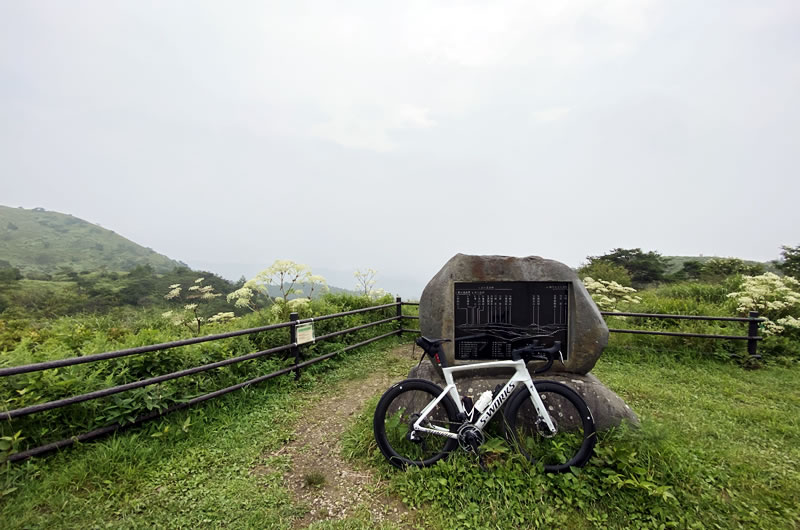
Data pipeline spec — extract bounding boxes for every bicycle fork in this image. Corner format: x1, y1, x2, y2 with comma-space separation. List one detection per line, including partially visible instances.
472, 375, 557, 435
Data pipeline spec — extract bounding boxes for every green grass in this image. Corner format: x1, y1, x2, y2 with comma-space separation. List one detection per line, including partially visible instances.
4, 336, 800, 529
344, 343, 800, 529
0, 295, 400, 450
0, 336, 411, 529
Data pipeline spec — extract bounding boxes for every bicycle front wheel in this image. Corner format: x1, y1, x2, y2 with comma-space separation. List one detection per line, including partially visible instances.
373, 378, 460, 469
503, 381, 596, 473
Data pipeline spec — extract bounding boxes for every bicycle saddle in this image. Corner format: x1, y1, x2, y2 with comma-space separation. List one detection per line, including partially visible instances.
415, 337, 451, 367
415, 336, 450, 351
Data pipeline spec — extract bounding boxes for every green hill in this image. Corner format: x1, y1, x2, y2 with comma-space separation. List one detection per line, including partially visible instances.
0, 205, 185, 275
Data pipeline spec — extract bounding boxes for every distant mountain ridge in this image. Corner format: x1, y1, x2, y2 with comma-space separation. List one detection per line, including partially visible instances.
0, 205, 185, 274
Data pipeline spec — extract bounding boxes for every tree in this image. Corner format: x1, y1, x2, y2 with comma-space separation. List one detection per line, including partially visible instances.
354, 268, 376, 296
680, 260, 704, 280
354, 267, 387, 298
226, 260, 327, 313
0, 260, 21, 283
119, 265, 157, 305
778, 245, 800, 279
254, 260, 327, 302
586, 248, 668, 286
162, 277, 234, 334
576, 261, 632, 286
700, 258, 764, 281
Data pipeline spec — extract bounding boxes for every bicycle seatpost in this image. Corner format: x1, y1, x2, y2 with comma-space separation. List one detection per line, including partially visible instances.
415, 337, 450, 368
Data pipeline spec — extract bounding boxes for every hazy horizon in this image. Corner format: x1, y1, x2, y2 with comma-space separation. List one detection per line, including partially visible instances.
1, 202, 785, 299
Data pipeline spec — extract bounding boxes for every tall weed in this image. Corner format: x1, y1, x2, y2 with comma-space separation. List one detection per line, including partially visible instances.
0, 294, 399, 455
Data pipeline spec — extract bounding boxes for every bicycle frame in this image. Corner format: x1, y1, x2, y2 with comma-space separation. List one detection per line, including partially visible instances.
411, 358, 556, 439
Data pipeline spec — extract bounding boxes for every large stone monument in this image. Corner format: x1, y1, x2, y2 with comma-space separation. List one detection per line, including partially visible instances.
412, 253, 638, 430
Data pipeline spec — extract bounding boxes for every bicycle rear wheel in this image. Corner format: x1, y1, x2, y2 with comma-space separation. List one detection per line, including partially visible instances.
503, 381, 596, 473
373, 378, 460, 469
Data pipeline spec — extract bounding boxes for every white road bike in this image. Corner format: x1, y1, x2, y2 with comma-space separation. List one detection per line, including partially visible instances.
373, 333, 596, 472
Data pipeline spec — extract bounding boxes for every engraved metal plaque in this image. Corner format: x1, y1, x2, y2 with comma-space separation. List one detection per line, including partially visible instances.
454, 281, 570, 360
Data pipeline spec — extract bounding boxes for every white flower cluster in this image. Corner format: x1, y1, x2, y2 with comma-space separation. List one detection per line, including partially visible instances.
199, 285, 222, 300
727, 273, 800, 335
161, 309, 188, 327
207, 312, 235, 323
268, 297, 311, 319
164, 286, 182, 300
369, 287, 388, 299
161, 277, 234, 332
226, 285, 256, 310
241, 260, 328, 306
288, 297, 311, 309
582, 277, 642, 311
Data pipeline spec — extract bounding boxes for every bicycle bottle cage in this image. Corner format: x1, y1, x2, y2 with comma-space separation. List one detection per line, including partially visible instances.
415, 336, 450, 368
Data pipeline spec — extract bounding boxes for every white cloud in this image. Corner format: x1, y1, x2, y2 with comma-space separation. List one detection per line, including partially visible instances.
3, 0, 799, 296
311, 104, 435, 152
262, 1, 657, 151
533, 106, 573, 123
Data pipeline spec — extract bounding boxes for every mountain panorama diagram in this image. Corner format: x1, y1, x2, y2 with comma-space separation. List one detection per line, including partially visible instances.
453, 281, 570, 360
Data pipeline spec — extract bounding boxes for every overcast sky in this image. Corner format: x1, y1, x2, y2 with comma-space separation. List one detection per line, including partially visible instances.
2, 1, 799, 296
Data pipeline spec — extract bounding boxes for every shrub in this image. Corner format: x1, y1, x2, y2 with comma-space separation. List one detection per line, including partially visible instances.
700, 257, 764, 281
583, 277, 641, 311
727, 273, 800, 336
577, 262, 632, 286
0, 292, 400, 455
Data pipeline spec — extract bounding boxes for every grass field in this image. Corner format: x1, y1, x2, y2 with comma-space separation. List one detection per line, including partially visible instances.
2, 338, 799, 529
0, 336, 412, 529
345, 344, 800, 529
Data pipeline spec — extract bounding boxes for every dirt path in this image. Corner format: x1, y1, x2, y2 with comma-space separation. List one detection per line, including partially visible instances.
260, 344, 418, 528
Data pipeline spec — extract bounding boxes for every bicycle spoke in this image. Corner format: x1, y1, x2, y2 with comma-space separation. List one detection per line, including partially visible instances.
504, 383, 595, 472
375, 384, 458, 467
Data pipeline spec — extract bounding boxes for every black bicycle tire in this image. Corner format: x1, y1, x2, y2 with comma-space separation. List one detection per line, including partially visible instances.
373, 378, 460, 469
503, 380, 596, 472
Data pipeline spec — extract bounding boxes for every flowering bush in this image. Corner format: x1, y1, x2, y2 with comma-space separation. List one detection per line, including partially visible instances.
353, 268, 390, 299
162, 277, 233, 333
269, 297, 312, 320
583, 277, 642, 311
226, 283, 258, 311
727, 273, 800, 335
227, 260, 328, 312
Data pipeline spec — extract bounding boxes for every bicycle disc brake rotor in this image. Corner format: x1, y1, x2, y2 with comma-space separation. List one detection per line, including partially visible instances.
457, 424, 485, 452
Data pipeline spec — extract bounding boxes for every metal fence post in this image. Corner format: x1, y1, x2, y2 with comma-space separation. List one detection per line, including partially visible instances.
396, 297, 402, 334
747, 311, 760, 359
290, 312, 302, 379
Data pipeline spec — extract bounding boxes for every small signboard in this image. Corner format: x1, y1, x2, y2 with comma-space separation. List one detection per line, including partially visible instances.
296, 322, 315, 345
